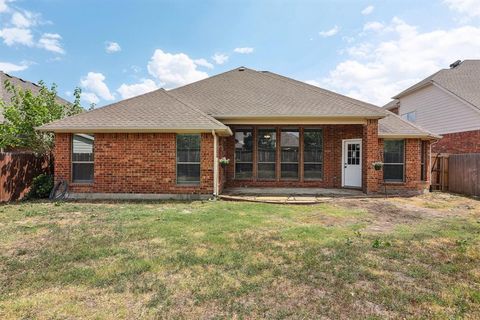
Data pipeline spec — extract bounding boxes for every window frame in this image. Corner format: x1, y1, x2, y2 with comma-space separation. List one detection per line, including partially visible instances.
234, 128, 254, 180
401, 111, 416, 123
280, 128, 300, 180
383, 139, 405, 182
176, 134, 201, 185
257, 127, 277, 180
303, 128, 324, 180
71, 134, 95, 184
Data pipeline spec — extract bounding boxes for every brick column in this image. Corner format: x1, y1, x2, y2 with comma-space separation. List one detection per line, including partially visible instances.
362, 119, 380, 193
54, 133, 71, 184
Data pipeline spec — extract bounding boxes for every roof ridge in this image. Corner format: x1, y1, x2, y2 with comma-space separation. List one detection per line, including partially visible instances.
162, 90, 228, 129
258, 70, 386, 116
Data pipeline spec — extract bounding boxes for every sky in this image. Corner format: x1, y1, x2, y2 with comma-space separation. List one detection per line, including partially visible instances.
1, 0, 480, 108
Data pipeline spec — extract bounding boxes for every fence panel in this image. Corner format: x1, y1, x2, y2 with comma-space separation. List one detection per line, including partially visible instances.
0, 152, 51, 202
448, 153, 480, 197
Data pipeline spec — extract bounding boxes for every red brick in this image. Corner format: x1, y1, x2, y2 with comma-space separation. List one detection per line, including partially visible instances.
432, 129, 480, 154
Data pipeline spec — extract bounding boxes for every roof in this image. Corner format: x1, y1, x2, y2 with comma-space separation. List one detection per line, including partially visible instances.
393, 60, 480, 109
378, 111, 441, 139
38, 88, 231, 135
0, 71, 71, 123
382, 99, 399, 111
170, 67, 387, 119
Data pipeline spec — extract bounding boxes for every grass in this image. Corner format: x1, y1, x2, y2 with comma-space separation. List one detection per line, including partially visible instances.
0, 193, 479, 319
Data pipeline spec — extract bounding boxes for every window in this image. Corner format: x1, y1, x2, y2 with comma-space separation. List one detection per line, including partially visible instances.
176, 134, 200, 184
72, 134, 94, 183
281, 129, 299, 179
383, 140, 405, 182
401, 111, 416, 123
303, 129, 323, 179
257, 128, 276, 179
421, 141, 427, 181
235, 129, 253, 179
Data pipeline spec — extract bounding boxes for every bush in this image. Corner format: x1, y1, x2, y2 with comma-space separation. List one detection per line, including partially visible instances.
27, 174, 54, 199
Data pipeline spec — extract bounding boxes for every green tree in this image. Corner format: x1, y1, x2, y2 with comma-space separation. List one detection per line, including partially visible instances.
0, 80, 83, 153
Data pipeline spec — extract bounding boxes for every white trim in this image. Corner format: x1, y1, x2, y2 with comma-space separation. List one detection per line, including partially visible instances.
341, 139, 362, 188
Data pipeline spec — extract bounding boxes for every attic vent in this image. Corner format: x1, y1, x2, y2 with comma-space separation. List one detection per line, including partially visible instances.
449, 60, 461, 69
238, 67, 245, 71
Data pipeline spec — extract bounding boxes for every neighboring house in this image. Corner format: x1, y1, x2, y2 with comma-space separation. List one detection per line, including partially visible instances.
384, 60, 480, 154
39, 67, 439, 199
0, 71, 71, 124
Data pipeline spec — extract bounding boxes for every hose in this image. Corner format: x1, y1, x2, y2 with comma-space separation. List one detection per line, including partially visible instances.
49, 180, 69, 201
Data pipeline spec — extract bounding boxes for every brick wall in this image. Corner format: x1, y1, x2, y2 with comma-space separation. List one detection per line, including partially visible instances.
432, 129, 480, 154
54, 132, 214, 194
362, 119, 380, 193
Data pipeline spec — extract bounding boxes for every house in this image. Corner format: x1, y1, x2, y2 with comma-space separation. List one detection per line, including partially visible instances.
38, 67, 439, 199
383, 60, 480, 154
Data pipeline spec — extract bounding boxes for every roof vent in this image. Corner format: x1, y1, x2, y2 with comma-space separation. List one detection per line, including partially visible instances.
238, 67, 245, 71
449, 60, 461, 69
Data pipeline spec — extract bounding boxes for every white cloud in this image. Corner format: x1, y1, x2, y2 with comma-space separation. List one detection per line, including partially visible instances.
319, 17, 480, 105
444, 0, 480, 18
361, 5, 374, 15
80, 72, 114, 101
234, 47, 254, 54
193, 58, 214, 69
0, 0, 11, 13
81, 92, 100, 104
212, 53, 229, 65
363, 21, 385, 32
11, 10, 38, 28
38, 33, 64, 54
0, 27, 33, 46
0, 61, 28, 72
147, 49, 209, 87
117, 79, 158, 99
319, 25, 339, 37
105, 41, 121, 53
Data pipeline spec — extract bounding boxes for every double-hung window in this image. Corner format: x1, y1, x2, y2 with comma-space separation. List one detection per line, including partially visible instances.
72, 134, 94, 183
303, 129, 323, 179
234, 129, 253, 179
280, 129, 299, 179
257, 128, 276, 179
176, 134, 201, 184
383, 140, 405, 182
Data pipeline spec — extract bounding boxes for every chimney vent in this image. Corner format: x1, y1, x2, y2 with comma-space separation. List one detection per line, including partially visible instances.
238, 67, 245, 71
449, 60, 461, 69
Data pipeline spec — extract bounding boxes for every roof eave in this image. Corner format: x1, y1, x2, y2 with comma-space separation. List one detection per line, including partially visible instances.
379, 133, 442, 140
392, 81, 433, 99
36, 126, 232, 135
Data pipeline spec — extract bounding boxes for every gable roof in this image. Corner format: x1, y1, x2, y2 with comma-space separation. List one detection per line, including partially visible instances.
169, 67, 387, 119
378, 112, 441, 139
0, 71, 72, 123
382, 99, 399, 111
393, 60, 480, 109
38, 88, 231, 135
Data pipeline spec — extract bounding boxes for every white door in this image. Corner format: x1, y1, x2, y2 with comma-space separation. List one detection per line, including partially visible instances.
342, 139, 362, 188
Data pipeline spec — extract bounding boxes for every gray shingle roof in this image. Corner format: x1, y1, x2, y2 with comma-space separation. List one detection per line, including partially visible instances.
170, 67, 387, 118
382, 99, 399, 110
393, 60, 480, 109
0, 71, 71, 123
378, 111, 441, 139
38, 88, 230, 134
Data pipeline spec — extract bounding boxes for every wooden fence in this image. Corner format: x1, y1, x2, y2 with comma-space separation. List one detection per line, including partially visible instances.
448, 154, 480, 197
431, 153, 449, 191
0, 152, 51, 202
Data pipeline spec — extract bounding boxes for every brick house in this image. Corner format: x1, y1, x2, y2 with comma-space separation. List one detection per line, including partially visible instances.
39, 67, 439, 199
384, 60, 480, 154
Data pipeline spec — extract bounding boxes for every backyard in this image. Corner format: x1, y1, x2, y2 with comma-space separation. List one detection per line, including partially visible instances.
0, 193, 479, 319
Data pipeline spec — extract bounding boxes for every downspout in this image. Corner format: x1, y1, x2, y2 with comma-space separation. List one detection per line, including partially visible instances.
212, 130, 219, 197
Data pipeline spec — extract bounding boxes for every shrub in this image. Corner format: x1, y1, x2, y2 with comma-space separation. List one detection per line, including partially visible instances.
27, 174, 54, 199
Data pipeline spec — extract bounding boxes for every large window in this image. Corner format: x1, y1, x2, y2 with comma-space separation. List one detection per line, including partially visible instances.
72, 134, 94, 183
235, 129, 253, 179
281, 129, 299, 179
257, 128, 276, 179
384, 140, 405, 182
303, 129, 323, 179
176, 134, 201, 184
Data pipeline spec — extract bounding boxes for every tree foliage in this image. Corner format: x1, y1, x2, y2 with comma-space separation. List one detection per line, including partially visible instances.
0, 80, 83, 153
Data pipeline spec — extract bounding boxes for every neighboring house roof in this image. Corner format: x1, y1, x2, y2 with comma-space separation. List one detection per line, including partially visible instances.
392, 60, 480, 109
38, 88, 231, 135
382, 99, 399, 111
378, 112, 441, 139
0, 71, 72, 123
37, 66, 436, 139
170, 67, 387, 119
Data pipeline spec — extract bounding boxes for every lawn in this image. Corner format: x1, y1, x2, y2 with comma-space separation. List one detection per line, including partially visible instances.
0, 193, 479, 319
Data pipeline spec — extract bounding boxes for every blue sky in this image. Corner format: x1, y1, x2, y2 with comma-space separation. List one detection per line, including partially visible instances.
1, 0, 480, 107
